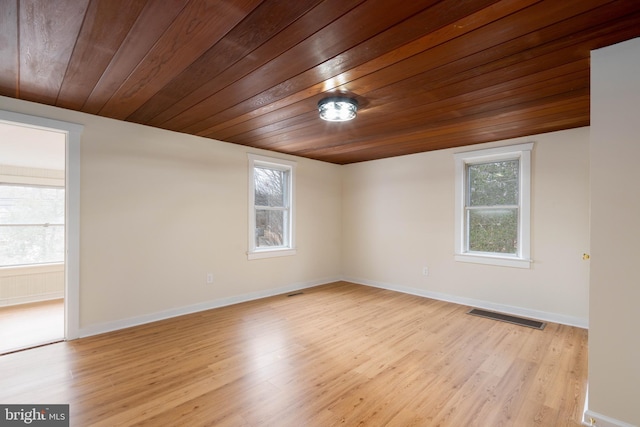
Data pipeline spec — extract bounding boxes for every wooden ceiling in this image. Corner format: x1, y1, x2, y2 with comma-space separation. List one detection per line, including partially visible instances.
1, 0, 639, 164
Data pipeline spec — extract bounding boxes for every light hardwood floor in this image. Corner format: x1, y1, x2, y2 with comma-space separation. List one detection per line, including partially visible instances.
0, 282, 587, 426
0, 299, 64, 354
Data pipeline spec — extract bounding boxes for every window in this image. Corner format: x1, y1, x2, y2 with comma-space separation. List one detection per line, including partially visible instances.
454, 143, 532, 268
0, 184, 65, 267
248, 154, 296, 259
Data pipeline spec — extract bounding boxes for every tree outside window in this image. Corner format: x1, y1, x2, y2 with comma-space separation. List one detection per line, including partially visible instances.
254, 166, 288, 248
466, 160, 519, 254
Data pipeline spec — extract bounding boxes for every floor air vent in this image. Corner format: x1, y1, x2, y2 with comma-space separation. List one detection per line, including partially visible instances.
467, 308, 546, 330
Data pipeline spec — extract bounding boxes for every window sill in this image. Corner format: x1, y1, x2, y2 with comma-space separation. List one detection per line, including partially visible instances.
247, 248, 297, 260
0, 262, 65, 278
455, 254, 531, 269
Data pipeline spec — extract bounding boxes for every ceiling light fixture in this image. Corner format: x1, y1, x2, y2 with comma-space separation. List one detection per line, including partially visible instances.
318, 96, 358, 122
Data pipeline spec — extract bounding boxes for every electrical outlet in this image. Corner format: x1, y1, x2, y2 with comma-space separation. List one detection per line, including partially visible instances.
206, 273, 214, 284
422, 267, 429, 276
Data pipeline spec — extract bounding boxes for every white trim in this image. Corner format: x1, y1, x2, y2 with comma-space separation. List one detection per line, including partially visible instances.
76, 275, 589, 342
247, 153, 296, 259
78, 277, 340, 338
454, 142, 534, 161
343, 276, 589, 329
248, 248, 297, 260
1, 292, 64, 307
582, 410, 636, 427
0, 110, 83, 340
0, 262, 64, 277
454, 142, 533, 268
248, 153, 297, 170
454, 254, 532, 269
65, 119, 82, 340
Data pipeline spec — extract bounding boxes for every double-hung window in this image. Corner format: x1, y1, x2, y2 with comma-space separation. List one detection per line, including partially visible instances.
0, 184, 65, 267
454, 143, 533, 268
248, 154, 296, 259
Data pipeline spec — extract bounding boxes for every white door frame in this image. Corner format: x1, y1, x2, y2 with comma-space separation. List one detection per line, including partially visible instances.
0, 109, 82, 340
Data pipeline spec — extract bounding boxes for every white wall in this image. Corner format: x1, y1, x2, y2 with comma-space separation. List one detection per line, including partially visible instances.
588, 37, 640, 427
0, 96, 343, 335
342, 128, 590, 326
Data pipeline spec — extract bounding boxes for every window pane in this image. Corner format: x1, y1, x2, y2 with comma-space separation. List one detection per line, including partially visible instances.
255, 209, 287, 248
0, 225, 64, 266
0, 185, 65, 224
468, 208, 518, 254
468, 160, 519, 206
0, 185, 65, 266
254, 167, 286, 207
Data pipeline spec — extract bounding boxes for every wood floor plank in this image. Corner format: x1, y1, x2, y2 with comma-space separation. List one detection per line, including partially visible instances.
0, 281, 587, 426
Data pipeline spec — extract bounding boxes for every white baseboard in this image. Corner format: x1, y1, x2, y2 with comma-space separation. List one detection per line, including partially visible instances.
78, 277, 340, 338
343, 276, 589, 329
583, 410, 637, 427
78, 275, 589, 338
0, 291, 64, 307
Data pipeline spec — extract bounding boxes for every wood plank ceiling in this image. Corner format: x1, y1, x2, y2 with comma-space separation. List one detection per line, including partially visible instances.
1, 0, 640, 164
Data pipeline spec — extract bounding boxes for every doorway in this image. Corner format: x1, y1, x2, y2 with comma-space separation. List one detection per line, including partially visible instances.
0, 123, 66, 353
0, 110, 82, 352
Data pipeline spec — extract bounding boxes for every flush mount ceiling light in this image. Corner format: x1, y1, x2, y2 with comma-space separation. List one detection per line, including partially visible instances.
318, 96, 358, 122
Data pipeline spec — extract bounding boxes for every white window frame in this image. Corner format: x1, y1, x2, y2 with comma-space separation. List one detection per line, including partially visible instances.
454, 143, 533, 268
248, 154, 296, 260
